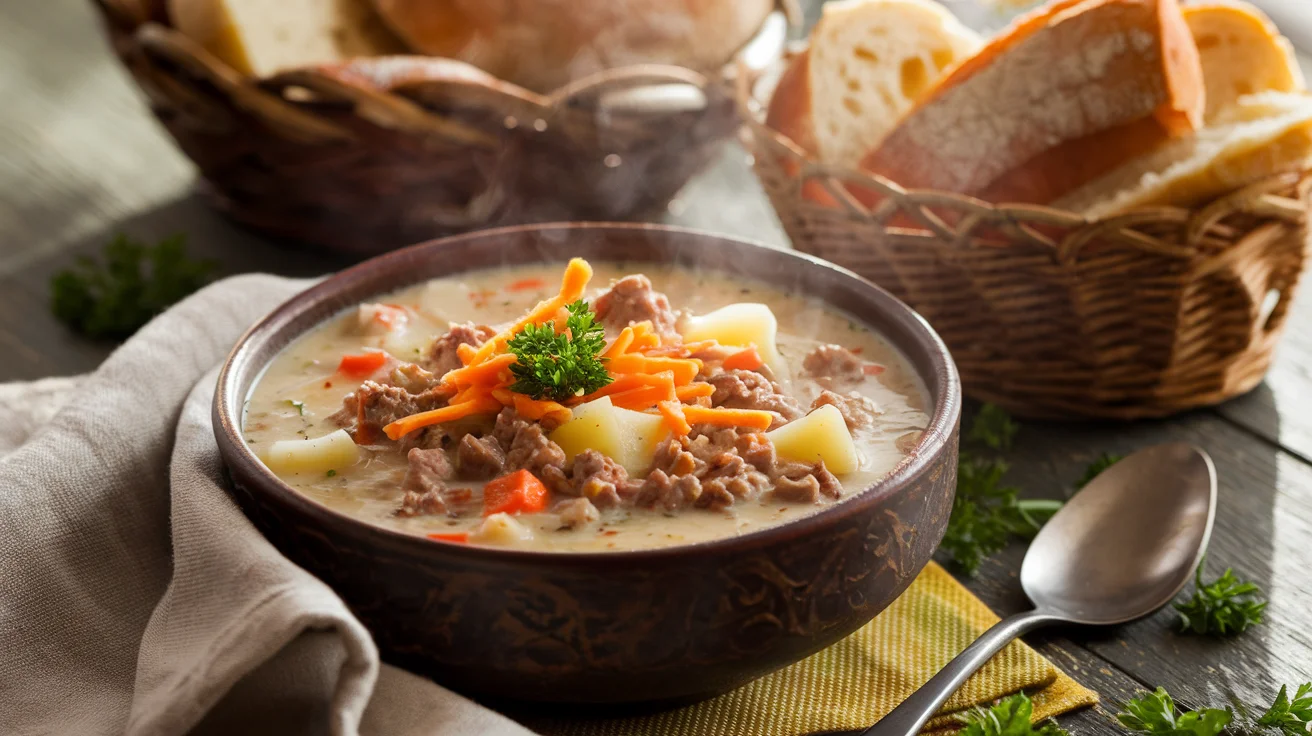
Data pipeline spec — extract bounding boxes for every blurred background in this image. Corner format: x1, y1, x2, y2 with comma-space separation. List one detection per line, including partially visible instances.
0, 0, 1309, 381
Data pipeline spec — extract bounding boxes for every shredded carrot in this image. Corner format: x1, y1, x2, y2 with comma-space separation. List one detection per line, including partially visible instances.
427, 532, 470, 544
609, 384, 675, 412
506, 277, 548, 292
681, 405, 774, 431
601, 326, 635, 359
456, 343, 477, 365
641, 339, 718, 358
483, 469, 550, 516
675, 382, 715, 400
337, 351, 389, 378
722, 346, 765, 371
451, 384, 489, 404
570, 372, 673, 405
657, 400, 691, 437
512, 394, 572, 423
442, 353, 517, 387
607, 354, 701, 384
384, 396, 501, 440
491, 388, 515, 404
630, 333, 661, 351
466, 258, 594, 366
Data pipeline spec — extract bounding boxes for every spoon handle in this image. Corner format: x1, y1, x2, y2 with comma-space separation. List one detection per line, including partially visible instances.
860, 609, 1056, 736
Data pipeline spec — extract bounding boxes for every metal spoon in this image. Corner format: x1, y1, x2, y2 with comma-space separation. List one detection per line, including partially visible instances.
862, 442, 1217, 736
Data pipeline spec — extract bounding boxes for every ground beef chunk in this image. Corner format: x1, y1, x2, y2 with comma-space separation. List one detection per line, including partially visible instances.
396, 448, 455, 516
492, 408, 568, 478
351, 381, 452, 444
593, 275, 678, 338
399, 425, 450, 452
735, 432, 776, 473
554, 497, 600, 528
456, 434, 505, 479
706, 369, 803, 427
652, 437, 707, 477
637, 470, 703, 511
803, 345, 866, 385
327, 394, 358, 428
570, 449, 636, 509
387, 363, 439, 393
423, 322, 495, 375
811, 390, 881, 430
769, 461, 842, 504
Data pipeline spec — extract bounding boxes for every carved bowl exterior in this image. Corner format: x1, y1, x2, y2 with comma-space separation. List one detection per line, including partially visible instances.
213, 223, 962, 706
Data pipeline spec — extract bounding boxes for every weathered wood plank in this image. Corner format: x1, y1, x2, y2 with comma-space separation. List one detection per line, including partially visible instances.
961, 409, 1312, 714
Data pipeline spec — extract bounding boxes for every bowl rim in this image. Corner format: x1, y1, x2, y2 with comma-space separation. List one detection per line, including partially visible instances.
213, 222, 961, 566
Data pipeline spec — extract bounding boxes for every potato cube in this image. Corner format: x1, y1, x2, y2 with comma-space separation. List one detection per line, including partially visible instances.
680, 303, 784, 373
261, 429, 359, 475
472, 512, 533, 545
765, 404, 859, 474
549, 397, 668, 476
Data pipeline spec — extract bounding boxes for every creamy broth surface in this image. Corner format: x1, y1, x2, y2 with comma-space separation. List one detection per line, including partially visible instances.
244, 263, 930, 552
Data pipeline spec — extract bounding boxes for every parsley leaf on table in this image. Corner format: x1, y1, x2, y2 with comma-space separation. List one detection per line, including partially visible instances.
1117, 688, 1233, 736
958, 693, 1069, 736
968, 403, 1020, 451
506, 300, 611, 402
1076, 452, 1123, 489
50, 233, 216, 340
1173, 559, 1266, 636
940, 405, 1063, 576
1255, 683, 1312, 736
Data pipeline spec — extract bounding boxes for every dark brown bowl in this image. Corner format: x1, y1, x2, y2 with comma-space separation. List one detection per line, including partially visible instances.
212, 222, 962, 706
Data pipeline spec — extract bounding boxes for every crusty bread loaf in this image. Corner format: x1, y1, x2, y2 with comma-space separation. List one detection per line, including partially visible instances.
765, 0, 981, 166
1055, 92, 1312, 217
168, 0, 404, 77
859, 0, 1205, 205
1186, 1, 1306, 122
370, 0, 774, 93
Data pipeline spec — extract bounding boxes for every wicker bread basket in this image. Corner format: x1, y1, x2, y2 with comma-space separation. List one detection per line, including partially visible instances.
92, 0, 792, 255
738, 58, 1312, 420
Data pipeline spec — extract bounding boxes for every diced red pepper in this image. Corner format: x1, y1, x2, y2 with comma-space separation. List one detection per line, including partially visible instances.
863, 363, 886, 376
721, 346, 765, 371
427, 532, 470, 544
506, 277, 548, 292
482, 469, 550, 516
338, 351, 388, 378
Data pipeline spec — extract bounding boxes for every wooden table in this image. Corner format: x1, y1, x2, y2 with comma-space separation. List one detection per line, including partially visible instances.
3, 0, 1310, 732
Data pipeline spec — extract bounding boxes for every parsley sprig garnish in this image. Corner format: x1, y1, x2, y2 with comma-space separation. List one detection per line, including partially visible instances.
959, 693, 1068, 736
940, 404, 1062, 576
51, 233, 216, 340
506, 300, 611, 402
1117, 684, 1311, 736
1173, 558, 1266, 636
1117, 687, 1232, 736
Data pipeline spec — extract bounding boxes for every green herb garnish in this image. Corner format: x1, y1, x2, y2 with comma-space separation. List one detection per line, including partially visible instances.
1076, 453, 1123, 489
1117, 688, 1232, 736
51, 233, 216, 340
1255, 684, 1312, 736
958, 694, 1068, 736
940, 454, 1062, 575
326, 469, 337, 478
1173, 559, 1266, 636
506, 300, 611, 402
286, 399, 305, 416
940, 404, 1062, 576
968, 403, 1020, 451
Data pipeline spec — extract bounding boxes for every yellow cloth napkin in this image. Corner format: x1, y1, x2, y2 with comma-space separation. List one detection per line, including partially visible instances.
532, 562, 1097, 736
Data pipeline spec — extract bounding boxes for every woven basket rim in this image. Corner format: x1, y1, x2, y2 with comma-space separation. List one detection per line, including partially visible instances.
734, 51, 1311, 262
94, 0, 800, 138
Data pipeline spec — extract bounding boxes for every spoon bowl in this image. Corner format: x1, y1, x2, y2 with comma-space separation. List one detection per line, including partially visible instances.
1022, 442, 1217, 625
862, 442, 1217, 736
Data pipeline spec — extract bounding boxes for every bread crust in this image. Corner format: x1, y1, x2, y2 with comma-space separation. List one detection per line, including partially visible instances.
370, 0, 774, 93
859, 0, 1205, 205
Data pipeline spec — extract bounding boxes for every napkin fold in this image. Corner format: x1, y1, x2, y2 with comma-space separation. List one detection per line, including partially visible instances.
0, 274, 1094, 736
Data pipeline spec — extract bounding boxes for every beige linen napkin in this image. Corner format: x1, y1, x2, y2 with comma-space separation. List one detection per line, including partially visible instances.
0, 275, 533, 736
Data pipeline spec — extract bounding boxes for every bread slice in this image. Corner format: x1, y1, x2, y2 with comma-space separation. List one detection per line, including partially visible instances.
168, 0, 404, 77
1186, 1, 1306, 122
1055, 92, 1312, 217
859, 0, 1205, 205
764, 0, 981, 165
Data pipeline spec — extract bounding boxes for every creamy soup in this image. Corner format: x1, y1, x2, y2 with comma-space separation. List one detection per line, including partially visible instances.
244, 260, 930, 552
